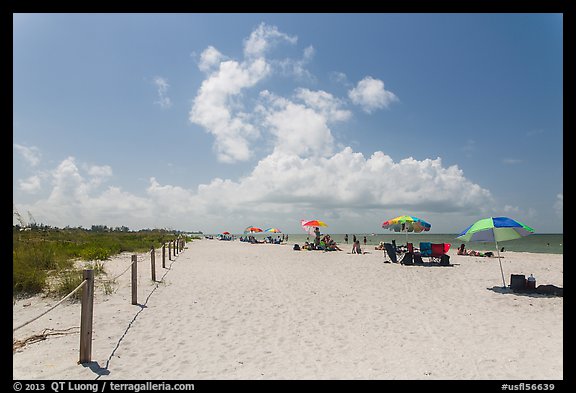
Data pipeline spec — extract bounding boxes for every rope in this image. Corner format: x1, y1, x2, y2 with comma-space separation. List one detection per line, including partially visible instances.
96, 257, 137, 284
94, 252, 148, 285
14, 244, 182, 334
13, 279, 87, 332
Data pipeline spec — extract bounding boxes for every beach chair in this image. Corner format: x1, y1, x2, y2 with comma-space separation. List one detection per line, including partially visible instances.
419, 242, 432, 257
400, 242, 415, 265
383, 243, 398, 263
430, 243, 451, 264
399, 252, 414, 265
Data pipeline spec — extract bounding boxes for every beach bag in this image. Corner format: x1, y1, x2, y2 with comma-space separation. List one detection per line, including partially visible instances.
293, 244, 300, 250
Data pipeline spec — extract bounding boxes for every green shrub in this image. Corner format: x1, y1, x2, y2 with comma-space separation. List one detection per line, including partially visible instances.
52, 270, 84, 300
13, 261, 47, 295
13, 227, 182, 298
79, 247, 111, 261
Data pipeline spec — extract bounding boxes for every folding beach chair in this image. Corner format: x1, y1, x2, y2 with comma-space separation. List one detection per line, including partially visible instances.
383, 243, 398, 263
430, 243, 451, 263
419, 242, 432, 257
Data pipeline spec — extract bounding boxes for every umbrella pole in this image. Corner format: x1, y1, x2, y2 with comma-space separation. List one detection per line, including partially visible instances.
495, 239, 506, 288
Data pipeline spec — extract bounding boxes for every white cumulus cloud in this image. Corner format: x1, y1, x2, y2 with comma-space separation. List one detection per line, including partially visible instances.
348, 76, 398, 113
198, 46, 225, 73
189, 58, 269, 162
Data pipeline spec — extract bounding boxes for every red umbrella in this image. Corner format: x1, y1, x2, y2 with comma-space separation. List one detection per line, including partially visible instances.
301, 219, 328, 235
244, 226, 263, 234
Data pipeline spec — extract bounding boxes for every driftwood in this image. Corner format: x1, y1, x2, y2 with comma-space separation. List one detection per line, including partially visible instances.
13, 327, 79, 352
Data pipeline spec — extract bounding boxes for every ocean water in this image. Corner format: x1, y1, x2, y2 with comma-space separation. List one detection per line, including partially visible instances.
239, 233, 563, 254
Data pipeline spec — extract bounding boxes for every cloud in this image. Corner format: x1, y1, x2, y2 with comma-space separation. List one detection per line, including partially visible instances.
276, 45, 316, 82
18, 175, 42, 193
254, 88, 354, 159
196, 149, 493, 212
15, 157, 153, 229
294, 88, 351, 122
14, 144, 41, 166
15, 148, 495, 232
189, 58, 269, 162
189, 23, 309, 163
259, 92, 336, 158
153, 77, 172, 109
330, 71, 349, 86
243, 22, 298, 58
348, 76, 398, 113
198, 46, 224, 73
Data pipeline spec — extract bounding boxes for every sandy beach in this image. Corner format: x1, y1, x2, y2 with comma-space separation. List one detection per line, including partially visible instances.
13, 238, 563, 380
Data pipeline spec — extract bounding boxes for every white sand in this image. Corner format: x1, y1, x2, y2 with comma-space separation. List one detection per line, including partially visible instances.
13, 239, 563, 380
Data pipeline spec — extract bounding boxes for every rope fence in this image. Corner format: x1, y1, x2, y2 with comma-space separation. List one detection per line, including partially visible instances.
13, 237, 187, 364
13, 279, 87, 333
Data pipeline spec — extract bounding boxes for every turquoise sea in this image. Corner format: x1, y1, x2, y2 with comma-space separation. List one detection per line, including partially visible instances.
228, 233, 563, 254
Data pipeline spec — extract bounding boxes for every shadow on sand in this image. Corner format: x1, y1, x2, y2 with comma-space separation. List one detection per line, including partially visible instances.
488, 285, 563, 298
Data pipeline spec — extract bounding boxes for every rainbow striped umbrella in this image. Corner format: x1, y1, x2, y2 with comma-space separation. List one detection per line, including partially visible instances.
381, 215, 431, 243
381, 215, 431, 233
265, 228, 282, 233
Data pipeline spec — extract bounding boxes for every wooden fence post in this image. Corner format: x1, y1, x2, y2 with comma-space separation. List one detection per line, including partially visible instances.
131, 254, 138, 305
150, 246, 156, 282
168, 241, 172, 261
79, 269, 94, 364
175, 238, 178, 255
162, 244, 166, 268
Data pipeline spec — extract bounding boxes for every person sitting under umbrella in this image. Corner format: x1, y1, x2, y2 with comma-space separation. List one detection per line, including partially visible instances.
457, 243, 467, 255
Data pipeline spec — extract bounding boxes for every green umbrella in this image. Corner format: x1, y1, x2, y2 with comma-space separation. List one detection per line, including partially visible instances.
456, 217, 535, 287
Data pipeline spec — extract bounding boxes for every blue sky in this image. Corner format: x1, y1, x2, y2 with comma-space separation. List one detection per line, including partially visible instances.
13, 13, 563, 234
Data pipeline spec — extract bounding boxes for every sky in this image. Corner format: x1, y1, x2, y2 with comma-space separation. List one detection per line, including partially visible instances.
12, 13, 563, 234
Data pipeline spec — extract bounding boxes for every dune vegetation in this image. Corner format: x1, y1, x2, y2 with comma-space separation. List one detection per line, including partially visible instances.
13, 225, 196, 299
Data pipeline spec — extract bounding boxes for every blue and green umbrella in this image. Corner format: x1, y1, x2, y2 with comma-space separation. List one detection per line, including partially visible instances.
457, 217, 535, 287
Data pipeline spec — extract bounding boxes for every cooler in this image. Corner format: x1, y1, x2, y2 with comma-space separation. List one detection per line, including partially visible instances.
510, 274, 526, 290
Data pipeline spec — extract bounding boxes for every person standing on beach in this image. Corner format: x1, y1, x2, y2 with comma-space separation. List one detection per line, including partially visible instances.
363, 236, 367, 247
352, 240, 358, 254
353, 234, 357, 244
314, 227, 321, 246
344, 234, 348, 244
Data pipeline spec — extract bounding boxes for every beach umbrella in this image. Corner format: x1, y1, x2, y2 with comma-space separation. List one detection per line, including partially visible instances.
301, 219, 328, 235
381, 215, 431, 243
222, 231, 230, 235
265, 228, 282, 233
456, 217, 535, 288
244, 226, 263, 234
